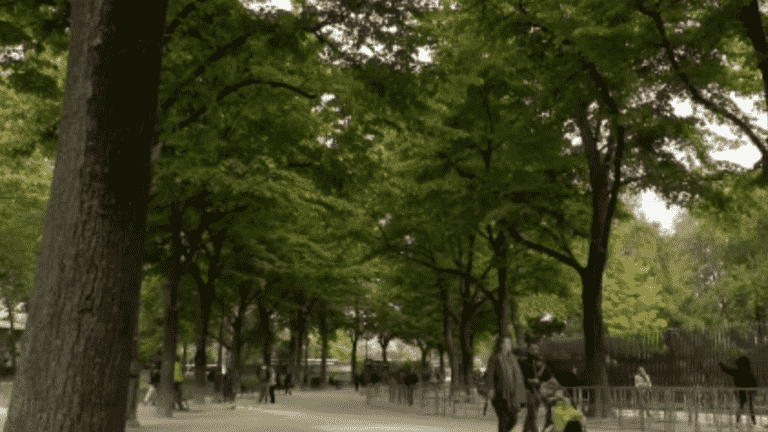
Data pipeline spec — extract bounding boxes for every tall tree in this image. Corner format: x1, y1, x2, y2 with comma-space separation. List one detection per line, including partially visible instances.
3, 0, 168, 430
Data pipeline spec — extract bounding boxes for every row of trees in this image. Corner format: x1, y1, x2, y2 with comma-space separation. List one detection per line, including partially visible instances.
4, 0, 768, 430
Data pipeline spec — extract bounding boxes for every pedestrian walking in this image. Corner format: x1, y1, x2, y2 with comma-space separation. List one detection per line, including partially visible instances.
518, 344, 552, 432
258, 365, 269, 403
634, 366, 652, 418
269, 365, 278, 403
284, 372, 293, 395
720, 356, 758, 426
174, 357, 186, 411
143, 361, 161, 406
482, 336, 527, 432
222, 371, 235, 402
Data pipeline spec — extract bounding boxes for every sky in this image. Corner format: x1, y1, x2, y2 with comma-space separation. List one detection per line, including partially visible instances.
641, 97, 766, 234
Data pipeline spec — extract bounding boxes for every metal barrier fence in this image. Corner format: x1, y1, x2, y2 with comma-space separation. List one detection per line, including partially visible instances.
364, 384, 768, 431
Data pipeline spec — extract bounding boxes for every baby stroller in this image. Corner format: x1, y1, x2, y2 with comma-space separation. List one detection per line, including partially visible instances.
535, 375, 586, 432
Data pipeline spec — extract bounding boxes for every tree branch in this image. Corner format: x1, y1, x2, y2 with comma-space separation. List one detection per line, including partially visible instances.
635, 0, 768, 169
505, 224, 584, 272
437, 152, 477, 179
162, 0, 209, 46
172, 78, 317, 132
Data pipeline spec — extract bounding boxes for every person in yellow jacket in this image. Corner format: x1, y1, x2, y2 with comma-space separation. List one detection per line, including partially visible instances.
541, 386, 584, 432
174, 358, 187, 411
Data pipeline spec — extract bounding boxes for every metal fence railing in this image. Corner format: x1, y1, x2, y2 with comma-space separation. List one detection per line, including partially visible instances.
365, 383, 768, 431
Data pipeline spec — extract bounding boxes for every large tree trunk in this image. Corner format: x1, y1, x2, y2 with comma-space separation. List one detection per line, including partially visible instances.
581, 267, 608, 418
125, 322, 141, 427
3, 0, 167, 429
157, 202, 185, 418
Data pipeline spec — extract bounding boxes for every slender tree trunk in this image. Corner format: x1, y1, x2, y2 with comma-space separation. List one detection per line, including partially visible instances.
194, 229, 226, 388
230, 299, 247, 399
217, 318, 223, 373
303, 331, 309, 388
194, 302, 211, 389
7, 300, 15, 373
157, 202, 184, 418
489, 225, 510, 349
4, 2, 167, 429
291, 318, 301, 389
459, 306, 474, 393
258, 302, 273, 369
437, 343, 445, 380
350, 332, 359, 389
319, 313, 328, 388
439, 279, 459, 394
379, 337, 390, 363
510, 296, 523, 345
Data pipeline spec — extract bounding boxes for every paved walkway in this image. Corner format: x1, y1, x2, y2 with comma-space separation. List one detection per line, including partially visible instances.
129, 390, 505, 431
1, 389, 766, 431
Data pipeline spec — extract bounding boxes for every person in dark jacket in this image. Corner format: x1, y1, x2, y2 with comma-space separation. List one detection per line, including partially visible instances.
720, 356, 758, 426
518, 345, 553, 432
483, 337, 527, 432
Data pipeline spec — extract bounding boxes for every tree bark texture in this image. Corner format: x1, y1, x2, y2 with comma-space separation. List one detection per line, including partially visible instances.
439, 279, 459, 395
193, 229, 226, 388
125, 324, 141, 427
379, 337, 390, 363
157, 201, 184, 418
350, 333, 358, 388
459, 304, 474, 392
3, 0, 167, 430
319, 312, 328, 387
258, 300, 273, 368
230, 291, 248, 398
7, 300, 15, 373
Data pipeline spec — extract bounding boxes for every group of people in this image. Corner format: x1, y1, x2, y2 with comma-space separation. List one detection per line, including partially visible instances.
481, 337, 764, 432
142, 357, 187, 411
142, 359, 297, 407
257, 365, 278, 404
481, 337, 584, 432
634, 356, 761, 427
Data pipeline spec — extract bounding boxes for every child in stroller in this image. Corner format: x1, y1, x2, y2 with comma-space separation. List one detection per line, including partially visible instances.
536, 376, 586, 432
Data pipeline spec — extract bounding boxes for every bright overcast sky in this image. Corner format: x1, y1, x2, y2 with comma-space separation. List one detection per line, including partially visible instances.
642, 96, 765, 235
